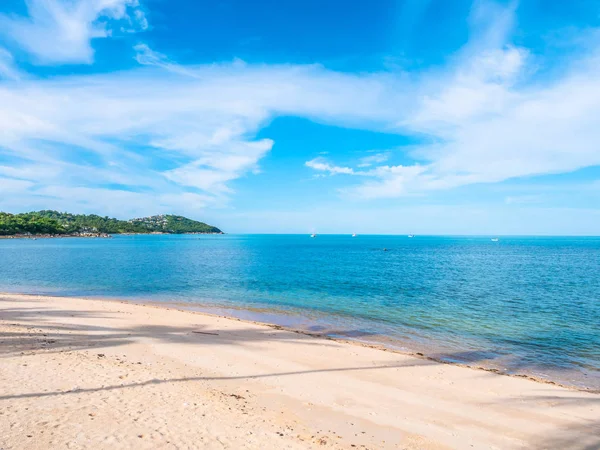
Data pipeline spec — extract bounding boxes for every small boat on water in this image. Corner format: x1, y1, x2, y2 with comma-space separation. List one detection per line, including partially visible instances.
310, 233, 316, 238
491, 238, 499, 242
352, 233, 356, 237
408, 234, 414, 238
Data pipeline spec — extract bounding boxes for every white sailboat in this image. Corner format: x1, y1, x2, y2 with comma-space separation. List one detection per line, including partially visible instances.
352, 233, 356, 237
408, 234, 415, 238
491, 238, 499, 242
310, 233, 316, 238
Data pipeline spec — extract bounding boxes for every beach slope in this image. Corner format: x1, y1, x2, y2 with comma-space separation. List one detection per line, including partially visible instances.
1, 293, 598, 449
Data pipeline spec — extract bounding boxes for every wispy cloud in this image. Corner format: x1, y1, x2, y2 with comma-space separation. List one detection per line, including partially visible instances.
0, 47, 22, 80
357, 152, 390, 168
504, 195, 542, 205
0, 0, 147, 65
0, 177, 34, 194
133, 43, 197, 77
305, 2, 600, 199
0, 60, 404, 215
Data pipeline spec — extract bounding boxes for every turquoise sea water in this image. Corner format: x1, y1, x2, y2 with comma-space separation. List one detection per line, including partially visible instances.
1, 234, 599, 389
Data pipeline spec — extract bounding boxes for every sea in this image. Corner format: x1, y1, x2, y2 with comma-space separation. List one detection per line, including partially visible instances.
1, 234, 598, 390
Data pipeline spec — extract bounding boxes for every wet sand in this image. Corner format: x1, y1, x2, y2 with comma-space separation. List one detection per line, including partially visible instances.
1, 293, 598, 449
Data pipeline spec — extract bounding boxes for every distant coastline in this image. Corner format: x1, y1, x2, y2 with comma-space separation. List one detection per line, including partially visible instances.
0, 210, 223, 237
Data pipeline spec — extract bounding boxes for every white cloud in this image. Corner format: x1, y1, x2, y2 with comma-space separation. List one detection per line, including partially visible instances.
3, 38, 600, 214
305, 156, 431, 198
305, 158, 355, 175
134, 43, 166, 66
0, 0, 148, 64
164, 139, 274, 193
467, 0, 518, 51
344, 165, 429, 198
132, 7, 148, 31
357, 152, 390, 168
407, 46, 528, 132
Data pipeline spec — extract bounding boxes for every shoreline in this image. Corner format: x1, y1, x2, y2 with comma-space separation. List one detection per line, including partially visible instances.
124, 297, 597, 393
0, 233, 111, 239
2, 291, 597, 393
0, 232, 224, 239
1, 292, 599, 449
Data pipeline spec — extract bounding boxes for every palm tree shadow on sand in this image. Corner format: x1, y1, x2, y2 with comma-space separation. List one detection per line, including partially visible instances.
1, 299, 598, 448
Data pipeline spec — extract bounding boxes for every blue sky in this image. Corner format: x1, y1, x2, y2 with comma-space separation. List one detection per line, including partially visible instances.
0, 0, 599, 234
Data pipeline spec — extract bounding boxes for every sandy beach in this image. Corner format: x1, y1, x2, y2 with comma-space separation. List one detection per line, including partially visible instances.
1, 293, 598, 449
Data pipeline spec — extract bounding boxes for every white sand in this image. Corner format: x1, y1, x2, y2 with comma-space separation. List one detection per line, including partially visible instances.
0, 293, 598, 449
